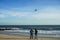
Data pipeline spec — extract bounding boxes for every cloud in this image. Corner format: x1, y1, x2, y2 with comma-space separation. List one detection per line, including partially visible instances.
9, 6, 60, 19
0, 9, 29, 18
40, 6, 60, 13
0, 6, 60, 19
31, 6, 60, 19
32, 13, 60, 19
10, 12, 30, 17
0, 14, 5, 18
0, 6, 60, 25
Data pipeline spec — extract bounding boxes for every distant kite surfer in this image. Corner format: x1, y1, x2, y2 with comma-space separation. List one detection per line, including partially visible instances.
34, 9, 37, 12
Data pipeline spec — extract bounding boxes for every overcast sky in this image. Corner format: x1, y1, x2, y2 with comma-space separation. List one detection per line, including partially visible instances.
0, 0, 60, 25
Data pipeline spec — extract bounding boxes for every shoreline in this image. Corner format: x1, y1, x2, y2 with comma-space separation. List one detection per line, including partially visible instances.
0, 34, 60, 40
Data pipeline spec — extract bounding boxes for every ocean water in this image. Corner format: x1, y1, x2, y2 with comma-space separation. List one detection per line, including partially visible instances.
0, 25, 60, 37
0, 25, 60, 30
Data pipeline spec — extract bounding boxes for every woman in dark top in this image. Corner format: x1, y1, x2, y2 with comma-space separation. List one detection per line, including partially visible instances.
35, 28, 38, 39
30, 29, 33, 39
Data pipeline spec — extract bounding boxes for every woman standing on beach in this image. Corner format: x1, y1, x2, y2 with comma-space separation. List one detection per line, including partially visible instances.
35, 28, 38, 39
30, 29, 33, 39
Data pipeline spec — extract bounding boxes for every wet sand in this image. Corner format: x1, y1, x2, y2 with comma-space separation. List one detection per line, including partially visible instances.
0, 34, 60, 40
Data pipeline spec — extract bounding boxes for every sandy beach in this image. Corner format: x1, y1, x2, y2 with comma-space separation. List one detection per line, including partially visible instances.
0, 34, 60, 40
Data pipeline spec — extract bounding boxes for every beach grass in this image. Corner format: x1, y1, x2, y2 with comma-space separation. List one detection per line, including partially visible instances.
0, 34, 60, 40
